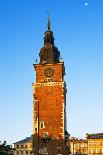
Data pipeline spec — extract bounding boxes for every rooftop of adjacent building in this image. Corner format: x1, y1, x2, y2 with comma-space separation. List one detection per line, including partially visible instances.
13, 136, 32, 144
70, 137, 87, 143
86, 133, 103, 139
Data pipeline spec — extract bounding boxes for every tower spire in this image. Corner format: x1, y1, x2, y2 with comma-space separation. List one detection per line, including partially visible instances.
39, 15, 60, 64
48, 16, 50, 30
46, 10, 51, 30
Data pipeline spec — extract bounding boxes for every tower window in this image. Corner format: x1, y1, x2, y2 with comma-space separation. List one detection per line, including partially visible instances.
47, 78, 53, 82
43, 147, 47, 154
35, 128, 37, 132
39, 149, 43, 154
47, 38, 50, 42
40, 121, 44, 129
57, 147, 62, 154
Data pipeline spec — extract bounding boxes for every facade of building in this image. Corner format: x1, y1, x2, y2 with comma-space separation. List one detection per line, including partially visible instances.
69, 138, 87, 155
13, 137, 33, 155
87, 133, 103, 155
32, 17, 69, 155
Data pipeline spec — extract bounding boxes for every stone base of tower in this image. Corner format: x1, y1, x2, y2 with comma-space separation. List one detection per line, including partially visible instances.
32, 133, 70, 155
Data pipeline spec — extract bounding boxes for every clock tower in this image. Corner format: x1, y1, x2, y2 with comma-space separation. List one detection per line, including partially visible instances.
32, 17, 69, 155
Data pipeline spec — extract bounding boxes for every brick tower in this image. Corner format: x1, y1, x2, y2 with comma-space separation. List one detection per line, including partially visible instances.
32, 17, 69, 155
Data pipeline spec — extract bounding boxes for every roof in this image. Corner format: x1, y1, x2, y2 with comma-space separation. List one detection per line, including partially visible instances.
65, 130, 70, 136
14, 136, 32, 144
87, 133, 103, 139
70, 138, 87, 142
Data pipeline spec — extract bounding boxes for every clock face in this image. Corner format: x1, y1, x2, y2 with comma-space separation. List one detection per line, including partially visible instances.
44, 67, 54, 77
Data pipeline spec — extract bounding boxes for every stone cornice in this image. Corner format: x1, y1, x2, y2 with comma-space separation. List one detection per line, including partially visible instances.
32, 81, 65, 89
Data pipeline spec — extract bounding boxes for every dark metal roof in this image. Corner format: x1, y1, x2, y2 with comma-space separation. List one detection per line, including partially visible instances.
65, 130, 70, 135
87, 133, 103, 139
14, 136, 32, 144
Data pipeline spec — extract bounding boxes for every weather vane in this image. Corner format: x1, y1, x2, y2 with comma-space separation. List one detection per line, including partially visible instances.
46, 10, 51, 30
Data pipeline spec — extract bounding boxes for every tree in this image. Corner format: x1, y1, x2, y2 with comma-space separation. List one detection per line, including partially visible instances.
0, 141, 13, 155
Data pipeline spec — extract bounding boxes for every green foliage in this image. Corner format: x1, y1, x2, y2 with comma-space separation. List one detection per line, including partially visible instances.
0, 141, 13, 155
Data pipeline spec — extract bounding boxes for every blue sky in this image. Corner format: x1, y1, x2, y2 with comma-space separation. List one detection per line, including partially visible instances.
0, 0, 103, 144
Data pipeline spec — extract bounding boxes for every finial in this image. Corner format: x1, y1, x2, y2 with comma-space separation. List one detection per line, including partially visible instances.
46, 10, 51, 30
48, 16, 50, 30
